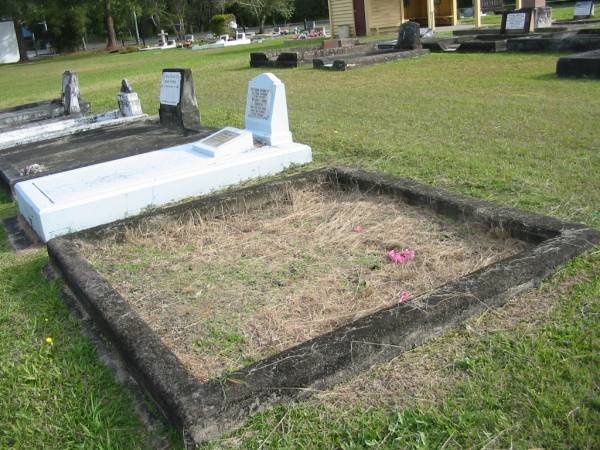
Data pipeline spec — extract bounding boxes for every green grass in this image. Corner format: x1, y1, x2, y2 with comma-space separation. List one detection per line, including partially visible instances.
0, 36, 599, 448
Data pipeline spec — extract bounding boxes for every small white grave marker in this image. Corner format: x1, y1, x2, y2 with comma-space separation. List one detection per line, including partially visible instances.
245, 73, 293, 146
160, 72, 182, 106
193, 127, 254, 158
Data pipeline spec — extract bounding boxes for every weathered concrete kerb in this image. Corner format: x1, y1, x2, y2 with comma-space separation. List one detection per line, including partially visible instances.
47, 167, 600, 446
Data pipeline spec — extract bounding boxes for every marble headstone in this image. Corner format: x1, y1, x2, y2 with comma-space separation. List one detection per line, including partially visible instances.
117, 79, 143, 117
245, 73, 293, 146
395, 22, 422, 50
574, 1, 595, 19
158, 68, 201, 130
501, 9, 535, 33
60, 70, 90, 115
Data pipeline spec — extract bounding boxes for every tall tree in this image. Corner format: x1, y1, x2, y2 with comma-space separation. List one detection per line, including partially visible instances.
231, 0, 294, 33
104, 0, 118, 48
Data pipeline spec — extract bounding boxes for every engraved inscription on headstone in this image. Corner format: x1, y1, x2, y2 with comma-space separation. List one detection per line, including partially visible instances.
203, 129, 240, 147
160, 72, 182, 106
248, 88, 272, 120
506, 12, 527, 29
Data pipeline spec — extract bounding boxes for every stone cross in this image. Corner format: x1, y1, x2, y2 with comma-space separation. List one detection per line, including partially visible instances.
395, 22, 422, 50
245, 73, 292, 146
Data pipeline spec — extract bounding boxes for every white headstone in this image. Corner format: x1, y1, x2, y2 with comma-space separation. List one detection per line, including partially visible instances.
118, 92, 143, 117
245, 73, 293, 146
574, 1, 594, 18
506, 12, 527, 30
159, 72, 182, 106
0, 21, 19, 64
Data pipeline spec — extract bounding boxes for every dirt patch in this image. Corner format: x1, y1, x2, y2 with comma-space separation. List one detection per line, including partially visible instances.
78, 184, 527, 382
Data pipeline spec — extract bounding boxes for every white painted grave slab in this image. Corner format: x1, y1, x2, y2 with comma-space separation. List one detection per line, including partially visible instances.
160, 72, 182, 106
506, 12, 527, 30
16, 73, 312, 242
0, 80, 146, 150
245, 73, 293, 146
0, 112, 147, 151
574, 1, 594, 17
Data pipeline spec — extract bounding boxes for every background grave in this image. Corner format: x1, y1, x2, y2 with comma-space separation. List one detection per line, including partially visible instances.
15, 73, 311, 241
0, 68, 211, 194
48, 167, 600, 445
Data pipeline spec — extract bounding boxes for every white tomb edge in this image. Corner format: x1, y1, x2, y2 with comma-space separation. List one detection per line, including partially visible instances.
16, 142, 311, 242
15, 73, 312, 242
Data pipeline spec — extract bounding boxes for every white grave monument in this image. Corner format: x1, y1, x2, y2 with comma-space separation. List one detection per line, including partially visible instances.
15, 73, 312, 242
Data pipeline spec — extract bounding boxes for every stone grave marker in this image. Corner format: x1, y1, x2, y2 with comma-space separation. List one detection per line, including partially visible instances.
245, 73, 293, 146
117, 79, 143, 117
158, 68, 201, 131
574, 1, 595, 19
501, 9, 535, 33
395, 21, 422, 50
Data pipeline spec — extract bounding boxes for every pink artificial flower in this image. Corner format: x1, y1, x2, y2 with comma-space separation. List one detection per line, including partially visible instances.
387, 248, 416, 264
353, 225, 365, 233
399, 291, 411, 303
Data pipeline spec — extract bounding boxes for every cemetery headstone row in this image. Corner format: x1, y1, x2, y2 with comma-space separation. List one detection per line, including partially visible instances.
16, 72, 312, 241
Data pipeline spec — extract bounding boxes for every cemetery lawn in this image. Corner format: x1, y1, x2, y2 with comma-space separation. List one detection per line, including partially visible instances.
0, 40, 599, 448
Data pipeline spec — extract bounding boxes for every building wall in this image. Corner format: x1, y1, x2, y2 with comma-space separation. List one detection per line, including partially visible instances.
329, 0, 456, 36
368, 0, 403, 34
0, 21, 20, 64
328, 0, 357, 37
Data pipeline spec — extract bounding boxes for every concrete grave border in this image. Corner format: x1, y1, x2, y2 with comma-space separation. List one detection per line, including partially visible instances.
46, 166, 600, 445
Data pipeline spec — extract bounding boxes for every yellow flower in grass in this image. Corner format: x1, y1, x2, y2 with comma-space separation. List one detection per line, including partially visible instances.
45, 337, 54, 345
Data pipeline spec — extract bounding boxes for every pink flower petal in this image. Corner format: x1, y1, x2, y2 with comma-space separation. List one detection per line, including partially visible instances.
399, 291, 411, 302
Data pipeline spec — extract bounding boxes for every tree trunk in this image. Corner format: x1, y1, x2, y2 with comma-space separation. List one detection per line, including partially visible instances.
105, 0, 118, 49
259, 15, 266, 34
14, 20, 29, 63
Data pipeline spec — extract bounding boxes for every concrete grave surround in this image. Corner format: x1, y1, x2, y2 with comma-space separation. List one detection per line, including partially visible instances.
46, 167, 600, 446
15, 73, 311, 241
0, 70, 91, 131
245, 73, 293, 146
556, 49, 600, 78
0, 79, 146, 151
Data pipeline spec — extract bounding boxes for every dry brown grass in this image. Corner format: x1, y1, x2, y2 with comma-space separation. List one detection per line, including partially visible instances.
79, 185, 527, 381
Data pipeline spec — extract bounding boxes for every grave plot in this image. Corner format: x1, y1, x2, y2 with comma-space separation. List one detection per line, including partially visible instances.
47, 167, 600, 445
0, 71, 90, 130
15, 73, 311, 242
0, 79, 146, 151
250, 39, 374, 68
0, 68, 208, 194
557, 49, 600, 78
313, 22, 429, 71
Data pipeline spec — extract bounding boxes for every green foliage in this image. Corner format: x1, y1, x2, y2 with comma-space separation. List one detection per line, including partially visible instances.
209, 13, 236, 36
